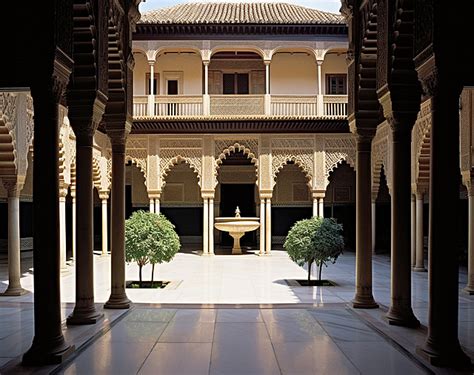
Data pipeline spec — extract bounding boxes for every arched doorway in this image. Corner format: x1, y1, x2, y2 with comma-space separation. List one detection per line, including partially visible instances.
272, 161, 312, 246
216, 150, 258, 249
161, 161, 202, 246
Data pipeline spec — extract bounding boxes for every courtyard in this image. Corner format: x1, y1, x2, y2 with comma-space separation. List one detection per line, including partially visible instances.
1, 249, 473, 374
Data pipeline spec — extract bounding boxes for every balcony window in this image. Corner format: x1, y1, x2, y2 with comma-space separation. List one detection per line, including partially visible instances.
223, 73, 249, 94
326, 74, 347, 95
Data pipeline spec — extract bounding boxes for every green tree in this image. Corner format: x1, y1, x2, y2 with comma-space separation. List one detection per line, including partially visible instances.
125, 211, 180, 286
284, 217, 344, 281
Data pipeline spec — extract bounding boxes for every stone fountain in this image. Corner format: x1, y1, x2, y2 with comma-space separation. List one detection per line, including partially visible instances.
214, 207, 260, 254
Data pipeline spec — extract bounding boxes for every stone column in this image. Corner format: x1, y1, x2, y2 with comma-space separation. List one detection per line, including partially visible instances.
59, 187, 68, 269
265, 198, 271, 254
23, 85, 73, 365
259, 198, 265, 255
149, 198, 155, 213
100, 192, 109, 256
386, 123, 419, 327
147, 60, 155, 116
418, 86, 470, 367
411, 194, 416, 268
105, 137, 131, 309
203, 198, 209, 255
203, 61, 210, 116
264, 61, 271, 115
155, 198, 160, 214
318, 197, 324, 218
67, 130, 103, 325
414, 192, 426, 272
352, 134, 378, 308
372, 200, 376, 254
316, 60, 324, 116
465, 192, 474, 294
1, 181, 26, 296
71, 188, 76, 260
209, 198, 214, 255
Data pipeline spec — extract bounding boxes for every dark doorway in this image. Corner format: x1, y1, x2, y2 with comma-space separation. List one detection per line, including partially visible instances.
220, 184, 256, 246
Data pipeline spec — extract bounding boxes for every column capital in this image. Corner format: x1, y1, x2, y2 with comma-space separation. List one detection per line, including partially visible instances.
147, 59, 156, 66
2, 178, 22, 197
264, 59, 271, 66
99, 190, 109, 200
201, 190, 215, 199
203, 60, 210, 67
59, 187, 68, 198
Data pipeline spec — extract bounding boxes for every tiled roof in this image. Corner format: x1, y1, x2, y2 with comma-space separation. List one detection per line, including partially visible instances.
139, 3, 344, 25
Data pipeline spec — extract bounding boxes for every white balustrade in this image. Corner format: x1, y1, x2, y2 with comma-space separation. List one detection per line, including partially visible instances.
154, 96, 203, 116
271, 95, 317, 116
323, 95, 348, 118
133, 96, 148, 117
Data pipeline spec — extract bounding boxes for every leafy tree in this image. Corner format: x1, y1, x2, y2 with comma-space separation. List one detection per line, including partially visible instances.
284, 217, 344, 281
125, 211, 180, 286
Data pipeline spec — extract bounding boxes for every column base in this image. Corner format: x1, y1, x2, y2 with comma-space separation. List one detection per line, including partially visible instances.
1, 286, 28, 296
413, 266, 427, 272
417, 342, 472, 370
201, 253, 215, 257
104, 294, 131, 310
386, 307, 420, 328
67, 308, 104, 325
22, 339, 75, 366
464, 286, 474, 295
352, 294, 379, 309
100, 253, 110, 257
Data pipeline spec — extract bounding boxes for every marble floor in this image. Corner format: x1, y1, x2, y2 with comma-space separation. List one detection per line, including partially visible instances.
0, 248, 473, 374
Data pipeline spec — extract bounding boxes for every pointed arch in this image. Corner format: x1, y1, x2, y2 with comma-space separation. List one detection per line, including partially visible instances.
161, 156, 201, 188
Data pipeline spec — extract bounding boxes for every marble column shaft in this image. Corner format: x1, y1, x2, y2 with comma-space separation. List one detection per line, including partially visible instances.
353, 135, 378, 308
101, 196, 108, 256
2, 183, 25, 295
265, 198, 271, 254
209, 198, 214, 255
23, 89, 73, 365
414, 193, 426, 271
67, 132, 102, 325
59, 190, 67, 269
386, 124, 419, 327
105, 141, 131, 309
259, 198, 265, 255
312, 198, 318, 217
318, 198, 324, 218
203, 198, 209, 254
420, 88, 470, 366
149, 199, 155, 213
465, 193, 474, 294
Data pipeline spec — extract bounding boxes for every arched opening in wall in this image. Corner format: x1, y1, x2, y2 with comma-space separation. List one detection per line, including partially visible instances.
161, 161, 202, 247
216, 150, 257, 248
374, 167, 391, 254
126, 160, 147, 218
93, 187, 101, 251
326, 161, 356, 250
272, 161, 312, 247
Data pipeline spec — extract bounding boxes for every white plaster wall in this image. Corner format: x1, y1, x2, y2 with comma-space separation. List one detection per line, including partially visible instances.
321, 53, 347, 94
156, 53, 202, 95
133, 52, 148, 95
270, 53, 317, 95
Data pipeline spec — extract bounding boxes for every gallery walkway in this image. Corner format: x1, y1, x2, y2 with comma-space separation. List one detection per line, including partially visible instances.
0, 250, 473, 373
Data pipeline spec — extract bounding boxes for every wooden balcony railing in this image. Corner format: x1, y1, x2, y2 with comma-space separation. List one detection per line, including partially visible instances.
323, 95, 348, 117
154, 95, 203, 116
271, 95, 318, 116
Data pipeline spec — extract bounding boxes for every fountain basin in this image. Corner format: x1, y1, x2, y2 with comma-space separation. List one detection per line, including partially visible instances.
214, 217, 260, 254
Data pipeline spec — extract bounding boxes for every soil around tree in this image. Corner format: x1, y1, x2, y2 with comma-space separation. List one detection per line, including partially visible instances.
126, 280, 170, 289
295, 279, 337, 287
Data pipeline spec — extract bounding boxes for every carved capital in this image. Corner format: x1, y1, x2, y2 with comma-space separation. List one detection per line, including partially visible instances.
59, 187, 68, 198
99, 190, 110, 200
2, 179, 21, 197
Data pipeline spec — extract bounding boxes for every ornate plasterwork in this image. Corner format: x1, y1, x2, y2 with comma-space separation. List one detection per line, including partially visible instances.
0, 92, 18, 175
271, 138, 314, 189
160, 149, 202, 187
126, 137, 148, 181
324, 135, 356, 189
412, 98, 432, 192
215, 139, 258, 165
159, 138, 203, 188
371, 122, 392, 194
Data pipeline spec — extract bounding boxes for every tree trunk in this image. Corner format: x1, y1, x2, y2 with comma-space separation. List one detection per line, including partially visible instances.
139, 265, 143, 288
308, 260, 312, 282
318, 262, 323, 281
151, 263, 155, 285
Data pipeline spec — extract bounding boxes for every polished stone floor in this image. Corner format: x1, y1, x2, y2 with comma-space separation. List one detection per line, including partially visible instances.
0, 248, 473, 374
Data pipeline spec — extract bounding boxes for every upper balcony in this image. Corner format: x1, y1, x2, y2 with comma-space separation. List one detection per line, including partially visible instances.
132, 47, 348, 120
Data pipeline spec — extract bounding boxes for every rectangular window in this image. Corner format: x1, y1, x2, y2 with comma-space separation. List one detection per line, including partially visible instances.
145, 73, 158, 95
222, 73, 249, 94
326, 74, 347, 95
167, 80, 178, 95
